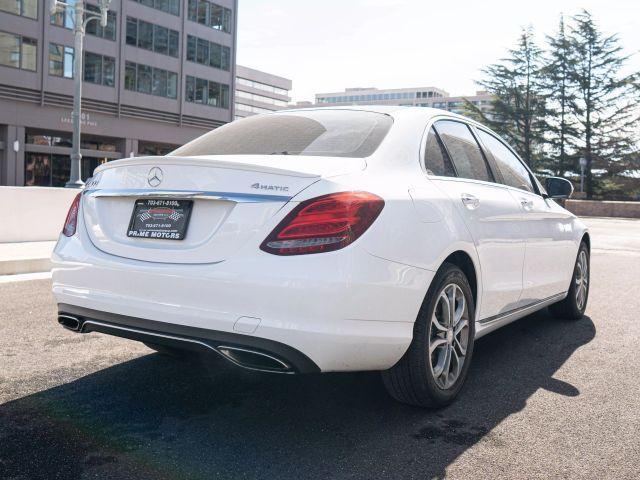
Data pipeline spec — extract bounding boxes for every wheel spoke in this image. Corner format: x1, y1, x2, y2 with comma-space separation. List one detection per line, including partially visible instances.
454, 336, 467, 356
451, 347, 463, 379
432, 345, 448, 378
440, 291, 452, 328
432, 312, 448, 332
454, 291, 465, 327
454, 318, 468, 336
440, 345, 452, 385
430, 337, 447, 354
447, 286, 457, 327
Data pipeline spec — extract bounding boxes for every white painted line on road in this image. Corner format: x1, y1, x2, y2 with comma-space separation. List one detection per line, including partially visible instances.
0, 271, 52, 284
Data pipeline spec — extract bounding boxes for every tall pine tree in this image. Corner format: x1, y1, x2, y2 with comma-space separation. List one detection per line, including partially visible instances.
569, 10, 639, 198
464, 28, 547, 167
542, 15, 578, 177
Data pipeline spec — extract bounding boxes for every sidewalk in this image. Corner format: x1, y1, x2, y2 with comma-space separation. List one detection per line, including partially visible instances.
0, 241, 57, 276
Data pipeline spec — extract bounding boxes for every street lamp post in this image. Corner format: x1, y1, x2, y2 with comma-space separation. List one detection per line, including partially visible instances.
49, 0, 112, 188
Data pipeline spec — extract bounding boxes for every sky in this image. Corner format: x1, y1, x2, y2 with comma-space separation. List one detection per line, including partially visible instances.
236, 0, 640, 103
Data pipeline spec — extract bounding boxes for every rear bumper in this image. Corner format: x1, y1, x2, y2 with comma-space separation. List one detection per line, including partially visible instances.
58, 304, 320, 374
52, 227, 434, 372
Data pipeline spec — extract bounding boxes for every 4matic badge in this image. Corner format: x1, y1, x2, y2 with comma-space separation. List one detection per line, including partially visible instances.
251, 182, 289, 192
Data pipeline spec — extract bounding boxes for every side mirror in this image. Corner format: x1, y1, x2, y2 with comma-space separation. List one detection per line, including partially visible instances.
545, 177, 573, 199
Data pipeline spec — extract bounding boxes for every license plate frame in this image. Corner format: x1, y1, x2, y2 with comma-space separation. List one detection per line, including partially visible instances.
127, 198, 193, 241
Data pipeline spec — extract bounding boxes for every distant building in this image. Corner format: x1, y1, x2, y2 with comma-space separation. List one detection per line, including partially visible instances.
234, 65, 291, 120
0, 0, 238, 187
314, 87, 493, 115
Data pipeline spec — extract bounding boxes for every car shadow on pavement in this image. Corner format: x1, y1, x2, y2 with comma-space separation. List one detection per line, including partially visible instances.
0, 310, 595, 480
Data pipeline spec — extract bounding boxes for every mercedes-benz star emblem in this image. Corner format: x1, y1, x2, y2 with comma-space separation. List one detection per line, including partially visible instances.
147, 167, 163, 187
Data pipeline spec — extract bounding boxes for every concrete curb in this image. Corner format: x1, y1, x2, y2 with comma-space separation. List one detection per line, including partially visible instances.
0, 241, 56, 276
0, 257, 53, 276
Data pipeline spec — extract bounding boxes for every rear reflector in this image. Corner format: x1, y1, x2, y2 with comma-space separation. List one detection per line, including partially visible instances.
62, 192, 82, 237
260, 191, 384, 255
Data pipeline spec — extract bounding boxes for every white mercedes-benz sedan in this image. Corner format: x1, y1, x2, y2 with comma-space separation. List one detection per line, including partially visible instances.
52, 106, 590, 407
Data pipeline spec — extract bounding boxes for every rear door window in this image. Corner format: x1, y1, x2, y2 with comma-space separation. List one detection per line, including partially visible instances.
424, 127, 456, 177
476, 130, 534, 192
434, 120, 492, 182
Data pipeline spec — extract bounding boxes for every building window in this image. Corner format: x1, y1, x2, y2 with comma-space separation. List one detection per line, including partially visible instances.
24, 153, 52, 186
236, 77, 287, 96
186, 35, 230, 71
138, 141, 179, 156
124, 61, 177, 99
49, 43, 114, 86
187, 0, 232, 33
50, 2, 117, 40
0, 32, 37, 71
132, 0, 179, 16
234, 102, 273, 115
85, 5, 116, 40
84, 51, 115, 86
24, 130, 117, 186
0, 0, 38, 18
236, 90, 286, 107
25, 153, 107, 186
126, 17, 179, 58
185, 75, 229, 109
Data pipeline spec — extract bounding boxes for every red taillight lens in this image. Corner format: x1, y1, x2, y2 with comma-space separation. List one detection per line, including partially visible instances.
260, 191, 384, 255
62, 192, 82, 237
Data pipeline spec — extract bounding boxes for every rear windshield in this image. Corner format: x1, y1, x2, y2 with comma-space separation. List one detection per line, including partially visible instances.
171, 110, 393, 158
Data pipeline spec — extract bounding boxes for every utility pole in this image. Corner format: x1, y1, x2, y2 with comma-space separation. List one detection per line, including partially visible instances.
50, 0, 112, 188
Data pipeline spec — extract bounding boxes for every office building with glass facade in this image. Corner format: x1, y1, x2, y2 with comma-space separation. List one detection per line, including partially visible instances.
315, 87, 493, 116
234, 65, 291, 120
0, 0, 237, 187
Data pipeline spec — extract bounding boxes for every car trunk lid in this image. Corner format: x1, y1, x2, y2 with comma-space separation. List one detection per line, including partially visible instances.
81, 155, 364, 264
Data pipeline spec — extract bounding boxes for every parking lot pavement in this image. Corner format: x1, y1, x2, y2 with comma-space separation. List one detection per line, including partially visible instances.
1, 217, 639, 480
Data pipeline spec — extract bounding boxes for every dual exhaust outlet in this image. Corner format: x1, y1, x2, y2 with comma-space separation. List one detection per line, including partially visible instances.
57, 314, 292, 373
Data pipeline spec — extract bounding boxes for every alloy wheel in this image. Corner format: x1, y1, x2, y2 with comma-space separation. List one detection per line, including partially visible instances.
429, 283, 470, 390
575, 250, 589, 311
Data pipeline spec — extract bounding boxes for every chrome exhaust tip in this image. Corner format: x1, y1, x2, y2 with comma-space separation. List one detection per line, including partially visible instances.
217, 345, 292, 373
58, 314, 82, 332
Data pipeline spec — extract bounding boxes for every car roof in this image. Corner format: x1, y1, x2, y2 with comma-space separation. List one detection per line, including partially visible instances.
274, 105, 472, 122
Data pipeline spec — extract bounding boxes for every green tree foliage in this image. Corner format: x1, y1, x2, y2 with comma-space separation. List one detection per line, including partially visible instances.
470, 11, 640, 199
542, 15, 579, 176
569, 10, 639, 198
464, 28, 547, 167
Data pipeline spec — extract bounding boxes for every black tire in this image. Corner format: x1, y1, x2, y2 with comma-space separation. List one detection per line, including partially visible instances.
382, 263, 476, 408
144, 342, 189, 359
549, 241, 590, 320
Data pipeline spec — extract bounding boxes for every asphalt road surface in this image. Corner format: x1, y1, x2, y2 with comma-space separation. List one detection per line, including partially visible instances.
1, 217, 639, 479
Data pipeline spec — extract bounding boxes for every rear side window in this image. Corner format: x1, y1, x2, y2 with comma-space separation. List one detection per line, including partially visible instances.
171, 110, 393, 158
434, 120, 492, 182
476, 130, 534, 192
424, 127, 455, 177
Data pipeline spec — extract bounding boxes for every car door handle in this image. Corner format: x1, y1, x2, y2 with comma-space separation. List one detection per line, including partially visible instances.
520, 198, 534, 210
461, 194, 480, 209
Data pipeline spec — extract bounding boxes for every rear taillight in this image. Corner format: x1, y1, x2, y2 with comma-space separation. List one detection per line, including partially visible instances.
260, 191, 384, 255
62, 192, 82, 237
